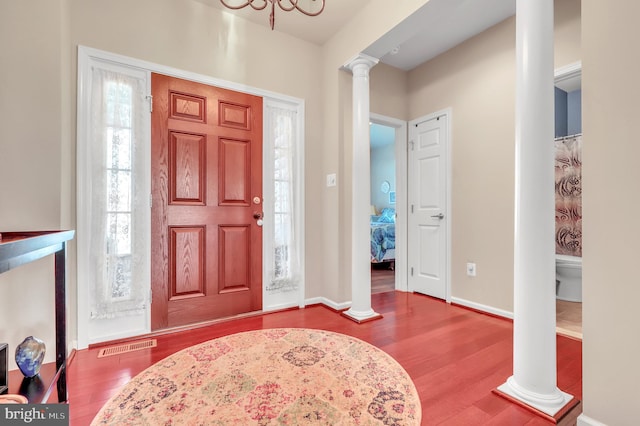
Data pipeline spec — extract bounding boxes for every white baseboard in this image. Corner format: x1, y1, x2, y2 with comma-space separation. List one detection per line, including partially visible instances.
450, 297, 514, 319
304, 297, 351, 311
263, 302, 300, 312
577, 414, 608, 426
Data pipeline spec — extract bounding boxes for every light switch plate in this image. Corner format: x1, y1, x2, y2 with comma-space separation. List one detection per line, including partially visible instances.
466, 262, 477, 277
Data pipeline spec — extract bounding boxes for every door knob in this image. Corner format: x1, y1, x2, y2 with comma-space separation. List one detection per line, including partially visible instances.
431, 213, 444, 219
253, 212, 264, 227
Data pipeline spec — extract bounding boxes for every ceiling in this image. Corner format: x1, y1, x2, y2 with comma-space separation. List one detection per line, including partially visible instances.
364, 0, 516, 71
198, 0, 516, 71
193, 0, 371, 46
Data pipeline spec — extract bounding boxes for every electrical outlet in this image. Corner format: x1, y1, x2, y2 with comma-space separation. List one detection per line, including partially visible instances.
466, 262, 477, 277
326, 173, 337, 187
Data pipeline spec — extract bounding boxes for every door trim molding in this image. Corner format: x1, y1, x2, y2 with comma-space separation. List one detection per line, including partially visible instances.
78, 46, 305, 106
370, 113, 408, 292
76, 45, 306, 347
408, 108, 452, 302
554, 61, 582, 86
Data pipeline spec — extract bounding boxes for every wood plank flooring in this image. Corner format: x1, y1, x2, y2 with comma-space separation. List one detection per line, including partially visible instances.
67, 292, 582, 425
372, 267, 584, 340
556, 300, 582, 339
371, 263, 395, 294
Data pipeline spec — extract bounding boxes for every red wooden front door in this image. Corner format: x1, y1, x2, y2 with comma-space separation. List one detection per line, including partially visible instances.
150, 73, 263, 330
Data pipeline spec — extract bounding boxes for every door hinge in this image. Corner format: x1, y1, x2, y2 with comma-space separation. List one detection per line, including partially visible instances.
146, 95, 153, 113
411, 267, 414, 276
409, 140, 415, 151
411, 204, 414, 213
150, 193, 153, 208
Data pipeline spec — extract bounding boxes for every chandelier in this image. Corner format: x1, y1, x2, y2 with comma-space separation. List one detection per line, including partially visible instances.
220, 0, 325, 30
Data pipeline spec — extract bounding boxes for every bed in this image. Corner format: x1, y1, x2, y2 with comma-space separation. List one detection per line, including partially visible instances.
370, 208, 396, 267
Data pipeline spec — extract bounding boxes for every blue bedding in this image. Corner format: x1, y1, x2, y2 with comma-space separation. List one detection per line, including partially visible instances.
370, 222, 396, 262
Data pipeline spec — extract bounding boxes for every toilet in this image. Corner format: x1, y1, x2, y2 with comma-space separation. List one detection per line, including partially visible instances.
555, 254, 582, 302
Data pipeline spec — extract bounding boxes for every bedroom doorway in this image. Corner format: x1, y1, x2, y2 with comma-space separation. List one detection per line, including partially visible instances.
370, 123, 396, 293
369, 114, 408, 293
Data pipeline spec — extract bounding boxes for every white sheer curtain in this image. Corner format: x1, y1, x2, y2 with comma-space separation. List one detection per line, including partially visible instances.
87, 68, 150, 319
264, 103, 300, 293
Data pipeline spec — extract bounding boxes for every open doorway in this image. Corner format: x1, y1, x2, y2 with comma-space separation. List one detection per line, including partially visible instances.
370, 122, 397, 293
554, 62, 582, 339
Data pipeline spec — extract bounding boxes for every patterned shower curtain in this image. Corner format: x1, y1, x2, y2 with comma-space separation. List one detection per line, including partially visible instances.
555, 134, 582, 257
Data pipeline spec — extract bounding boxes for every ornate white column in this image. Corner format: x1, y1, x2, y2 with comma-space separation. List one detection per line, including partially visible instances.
497, 0, 573, 417
343, 53, 382, 323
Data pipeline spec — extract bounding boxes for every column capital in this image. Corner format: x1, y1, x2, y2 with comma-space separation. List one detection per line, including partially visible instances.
344, 53, 379, 75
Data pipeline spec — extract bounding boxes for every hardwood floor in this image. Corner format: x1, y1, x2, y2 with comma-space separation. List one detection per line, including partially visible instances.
67, 292, 582, 425
372, 264, 583, 341
371, 263, 395, 294
556, 300, 582, 339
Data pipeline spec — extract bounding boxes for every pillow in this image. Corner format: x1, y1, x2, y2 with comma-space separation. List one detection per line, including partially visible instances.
378, 208, 396, 223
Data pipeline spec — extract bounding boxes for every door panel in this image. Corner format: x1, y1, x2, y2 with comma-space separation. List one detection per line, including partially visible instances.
219, 102, 251, 129
409, 115, 447, 299
419, 156, 440, 208
169, 226, 205, 299
151, 73, 263, 330
419, 225, 440, 279
219, 225, 251, 292
219, 138, 250, 205
170, 92, 206, 122
170, 132, 206, 204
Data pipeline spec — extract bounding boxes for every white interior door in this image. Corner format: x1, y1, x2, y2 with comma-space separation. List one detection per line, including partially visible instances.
408, 112, 448, 299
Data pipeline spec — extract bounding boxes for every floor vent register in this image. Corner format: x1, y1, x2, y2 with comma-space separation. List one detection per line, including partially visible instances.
97, 339, 158, 358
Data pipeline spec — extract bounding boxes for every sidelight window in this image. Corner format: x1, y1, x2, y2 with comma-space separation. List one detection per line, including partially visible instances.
264, 102, 301, 294
83, 65, 150, 320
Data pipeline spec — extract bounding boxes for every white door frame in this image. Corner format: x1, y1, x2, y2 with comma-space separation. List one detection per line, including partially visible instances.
407, 108, 452, 302
369, 113, 408, 291
554, 61, 581, 91
76, 46, 305, 348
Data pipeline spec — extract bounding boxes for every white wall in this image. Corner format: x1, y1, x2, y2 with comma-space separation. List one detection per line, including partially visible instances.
2, 0, 326, 368
0, 0, 431, 367
320, 1, 430, 302
581, 0, 640, 424
370, 143, 396, 212
406, 0, 581, 312
0, 0, 69, 369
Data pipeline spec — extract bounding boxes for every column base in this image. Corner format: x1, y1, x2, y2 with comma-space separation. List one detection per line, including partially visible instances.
496, 376, 575, 418
341, 308, 382, 324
